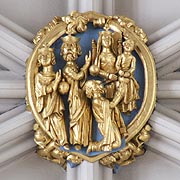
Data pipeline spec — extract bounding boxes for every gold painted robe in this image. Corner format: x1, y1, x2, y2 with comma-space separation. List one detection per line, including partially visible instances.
116, 54, 140, 112
64, 65, 92, 147
35, 72, 68, 146
92, 97, 122, 151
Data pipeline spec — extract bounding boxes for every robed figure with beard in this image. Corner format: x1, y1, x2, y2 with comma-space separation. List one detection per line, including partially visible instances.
61, 35, 92, 151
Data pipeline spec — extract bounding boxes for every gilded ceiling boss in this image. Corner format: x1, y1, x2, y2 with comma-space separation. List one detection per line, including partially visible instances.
27, 11, 156, 170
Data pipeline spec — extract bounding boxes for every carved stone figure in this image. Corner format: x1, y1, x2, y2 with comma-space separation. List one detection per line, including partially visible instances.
84, 80, 127, 153
61, 35, 92, 151
35, 45, 69, 150
90, 28, 119, 99
111, 39, 140, 113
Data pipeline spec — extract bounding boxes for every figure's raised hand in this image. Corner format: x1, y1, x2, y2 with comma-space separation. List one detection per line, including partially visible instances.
85, 51, 92, 66
55, 70, 62, 82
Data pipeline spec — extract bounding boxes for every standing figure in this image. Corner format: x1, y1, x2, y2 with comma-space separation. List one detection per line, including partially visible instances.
61, 35, 92, 151
83, 80, 127, 153
111, 39, 140, 113
35, 45, 69, 150
90, 28, 119, 99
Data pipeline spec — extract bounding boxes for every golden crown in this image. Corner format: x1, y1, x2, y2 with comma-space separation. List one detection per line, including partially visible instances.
38, 44, 54, 55
100, 30, 112, 36
61, 34, 80, 44
99, 24, 113, 36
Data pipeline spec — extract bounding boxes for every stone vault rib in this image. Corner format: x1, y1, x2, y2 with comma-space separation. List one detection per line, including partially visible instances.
0, 13, 180, 171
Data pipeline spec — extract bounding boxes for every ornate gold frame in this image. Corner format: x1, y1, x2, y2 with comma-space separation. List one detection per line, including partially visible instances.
26, 11, 156, 169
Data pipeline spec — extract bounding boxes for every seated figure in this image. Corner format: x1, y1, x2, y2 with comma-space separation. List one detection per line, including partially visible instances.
90, 28, 120, 99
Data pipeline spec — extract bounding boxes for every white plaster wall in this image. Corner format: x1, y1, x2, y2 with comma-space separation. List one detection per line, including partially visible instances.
0, 152, 66, 180
1, 150, 180, 180
114, 0, 180, 35
0, 0, 180, 36
114, 150, 180, 180
0, 0, 67, 34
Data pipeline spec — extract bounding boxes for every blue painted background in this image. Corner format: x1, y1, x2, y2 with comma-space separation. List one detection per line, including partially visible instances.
51, 23, 145, 158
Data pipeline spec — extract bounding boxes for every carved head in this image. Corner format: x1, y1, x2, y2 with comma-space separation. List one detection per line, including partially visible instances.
101, 30, 113, 48
96, 29, 116, 57
61, 35, 82, 61
83, 80, 105, 99
123, 39, 135, 52
37, 45, 55, 67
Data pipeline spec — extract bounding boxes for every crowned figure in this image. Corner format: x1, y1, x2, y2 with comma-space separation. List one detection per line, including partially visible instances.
90, 26, 120, 99
61, 34, 92, 151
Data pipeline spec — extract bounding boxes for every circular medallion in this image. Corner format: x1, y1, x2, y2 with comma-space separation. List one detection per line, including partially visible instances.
26, 11, 156, 171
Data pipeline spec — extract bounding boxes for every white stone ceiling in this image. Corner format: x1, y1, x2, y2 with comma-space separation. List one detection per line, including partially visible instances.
0, 1, 180, 178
